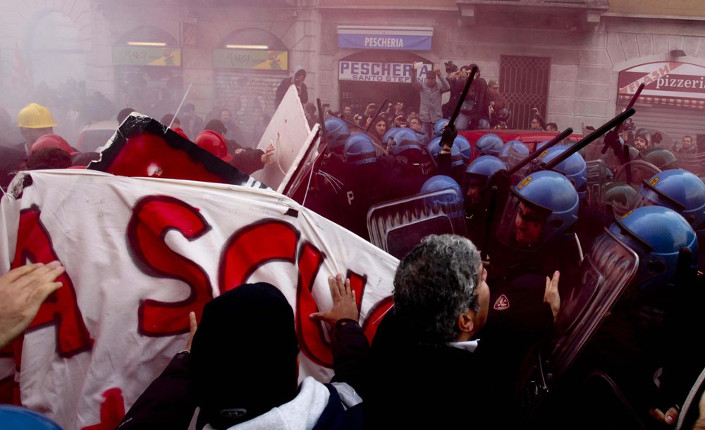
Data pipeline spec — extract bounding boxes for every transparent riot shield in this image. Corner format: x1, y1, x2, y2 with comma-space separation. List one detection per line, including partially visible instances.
673, 152, 705, 177
519, 227, 639, 413
613, 159, 660, 188
367, 188, 467, 259
550, 228, 639, 377
584, 159, 611, 212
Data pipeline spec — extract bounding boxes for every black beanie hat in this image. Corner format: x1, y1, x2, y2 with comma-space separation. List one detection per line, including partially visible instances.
190, 283, 299, 429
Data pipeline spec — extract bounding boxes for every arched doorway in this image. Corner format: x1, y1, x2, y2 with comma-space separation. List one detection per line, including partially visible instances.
212, 28, 289, 148
114, 26, 182, 122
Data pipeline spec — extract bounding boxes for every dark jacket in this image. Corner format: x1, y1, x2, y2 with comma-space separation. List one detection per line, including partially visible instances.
360, 312, 495, 429
117, 321, 369, 430
275, 77, 308, 108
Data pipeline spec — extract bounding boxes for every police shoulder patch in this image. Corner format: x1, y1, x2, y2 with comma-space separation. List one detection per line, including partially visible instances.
493, 294, 510, 310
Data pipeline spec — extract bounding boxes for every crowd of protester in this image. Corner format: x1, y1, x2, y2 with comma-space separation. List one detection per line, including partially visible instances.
2, 61, 705, 429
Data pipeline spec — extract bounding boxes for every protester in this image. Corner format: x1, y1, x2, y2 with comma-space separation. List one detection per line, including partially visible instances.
411, 66, 449, 139
202, 120, 275, 174
359, 234, 492, 429
118, 278, 365, 429
275, 67, 308, 108
16, 103, 57, 155
179, 103, 204, 138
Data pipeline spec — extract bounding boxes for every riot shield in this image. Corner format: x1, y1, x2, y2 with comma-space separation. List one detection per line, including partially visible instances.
550, 228, 639, 378
673, 152, 705, 177
519, 227, 639, 415
584, 159, 611, 210
613, 159, 661, 187
367, 188, 467, 259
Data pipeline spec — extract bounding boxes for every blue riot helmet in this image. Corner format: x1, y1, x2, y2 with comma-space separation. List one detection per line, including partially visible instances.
420, 174, 465, 220
382, 127, 405, 151
465, 155, 507, 180
455, 135, 472, 163
392, 128, 433, 173
433, 118, 450, 138
420, 174, 462, 196
535, 146, 587, 197
464, 155, 508, 205
344, 133, 377, 166
634, 169, 705, 231
500, 140, 530, 177
324, 117, 350, 154
608, 205, 697, 298
536, 140, 551, 152
0, 405, 62, 429
475, 133, 504, 157
497, 170, 579, 248
427, 137, 464, 169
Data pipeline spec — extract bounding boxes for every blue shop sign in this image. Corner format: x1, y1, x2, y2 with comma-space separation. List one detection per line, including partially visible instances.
337, 26, 433, 51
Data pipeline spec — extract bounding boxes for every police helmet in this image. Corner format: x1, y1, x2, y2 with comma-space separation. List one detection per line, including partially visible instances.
433, 118, 450, 138
392, 129, 431, 165
609, 205, 697, 296
382, 126, 405, 150
427, 137, 464, 168
465, 155, 507, 182
420, 174, 462, 197
498, 170, 579, 247
420, 174, 465, 219
536, 146, 587, 195
324, 117, 350, 153
500, 140, 530, 172
454, 135, 472, 163
475, 133, 504, 157
636, 168, 705, 230
344, 133, 377, 166
0, 405, 61, 429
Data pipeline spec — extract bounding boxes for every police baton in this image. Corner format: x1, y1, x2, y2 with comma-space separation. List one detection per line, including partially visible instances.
542, 107, 636, 171
506, 127, 574, 177
441, 66, 478, 149
600, 83, 644, 154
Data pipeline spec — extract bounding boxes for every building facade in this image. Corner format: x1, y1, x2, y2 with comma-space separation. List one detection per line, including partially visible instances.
2, 0, 704, 148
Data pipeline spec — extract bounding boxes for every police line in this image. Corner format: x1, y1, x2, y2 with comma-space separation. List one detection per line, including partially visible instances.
0, 169, 398, 429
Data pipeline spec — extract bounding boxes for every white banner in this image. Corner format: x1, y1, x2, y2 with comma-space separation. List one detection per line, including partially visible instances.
0, 169, 398, 429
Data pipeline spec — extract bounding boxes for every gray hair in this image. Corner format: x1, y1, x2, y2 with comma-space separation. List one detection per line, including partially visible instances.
392, 234, 481, 346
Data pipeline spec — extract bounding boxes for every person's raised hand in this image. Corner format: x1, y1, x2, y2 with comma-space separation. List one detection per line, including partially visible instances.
0, 261, 65, 348
544, 270, 560, 322
309, 274, 358, 327
441, 122, 457, 152
261, 144, 276, 165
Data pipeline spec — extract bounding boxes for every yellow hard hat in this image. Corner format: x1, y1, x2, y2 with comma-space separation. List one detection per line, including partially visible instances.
17, 103, 57, 128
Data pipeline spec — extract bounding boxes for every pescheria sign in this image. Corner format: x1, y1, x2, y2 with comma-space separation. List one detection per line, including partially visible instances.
339, 61, 433, 83
0, 170, 398, 429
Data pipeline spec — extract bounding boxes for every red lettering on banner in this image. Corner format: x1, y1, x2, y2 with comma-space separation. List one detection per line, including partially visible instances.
296, 242, 328, 365
14, 207, 93, 357
362, 295, 394, 343
298, 242, 367, 366
219, 219, 299, 292
128, 196, 214, 335
82, 387, 125, 430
